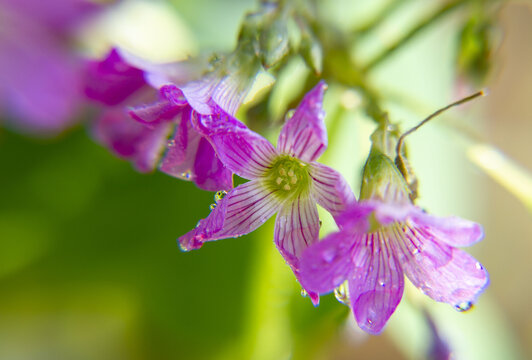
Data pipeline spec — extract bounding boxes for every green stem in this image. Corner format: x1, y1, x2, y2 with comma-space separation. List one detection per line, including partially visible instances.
362, 0, 471, 72
354, 0, 408, 35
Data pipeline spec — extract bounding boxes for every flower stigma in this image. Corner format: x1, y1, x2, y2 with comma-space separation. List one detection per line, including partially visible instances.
266, 155, 311, 199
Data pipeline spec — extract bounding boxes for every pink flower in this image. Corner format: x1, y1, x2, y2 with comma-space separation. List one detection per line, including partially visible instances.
179, 82, 355, 304
84, 48, 258, 191
299, 142, 489, 334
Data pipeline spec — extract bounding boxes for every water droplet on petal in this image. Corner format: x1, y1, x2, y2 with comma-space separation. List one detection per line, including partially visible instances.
167, 139, 176, 147
322, 248, 336, 263
209, 203, 217, 210
301, 289, 308, 297
334, 283, 349, 305
181, 170, 192, 179
475, 262, 483, 270
214, 190, 227, 203
378, 279, 386, 287
454, 301, 473, 312
412, 248, 420, 254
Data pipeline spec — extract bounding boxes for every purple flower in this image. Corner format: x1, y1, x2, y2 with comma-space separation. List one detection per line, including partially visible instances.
0, 0, 99, 135
299, 142, 489, 334
179, 82, 355, 304
84, 48, 258, 191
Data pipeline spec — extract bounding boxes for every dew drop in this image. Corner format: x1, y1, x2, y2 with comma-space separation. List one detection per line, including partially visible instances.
214, 190, 227, 203
300, 289, 308, 297
334, 284, 349, 305
181, 170, 192, 179
209, 203, 217, 210
378, 279, 386, 287
412, 248, 420, 254
167, 139, 176, 147
475, 262, 483, 270
322, 249, 336, 263
454, 301, 473, 312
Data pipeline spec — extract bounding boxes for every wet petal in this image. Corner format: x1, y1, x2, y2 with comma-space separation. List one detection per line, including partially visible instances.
277, 81, 328, 162
179, 180, 282, 250
274, 194, 320, 261
348, 232, 404, 335
129, 85, 185, 128
398, 225, 489, 307
159, 111, 232, 191
274, 194, 321, 305
299, 231, 355, 294
195, 112, 278, 180
192, 138, 233, 192
309, 163, 355, 218
182, 70, 254, 116
84, 48, 146, 106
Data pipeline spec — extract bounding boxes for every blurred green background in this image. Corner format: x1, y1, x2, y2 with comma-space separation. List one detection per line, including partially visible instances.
1, 0, 532, 359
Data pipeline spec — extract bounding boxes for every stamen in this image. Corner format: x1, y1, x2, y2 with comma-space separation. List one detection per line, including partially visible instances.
276, 177, 283, 185
290, 176, 297, 184
279, 168, 286, 176
283, 184, 291, 191
288, 169, 294, 177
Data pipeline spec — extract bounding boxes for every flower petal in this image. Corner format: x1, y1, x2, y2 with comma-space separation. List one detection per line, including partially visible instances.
299, 231, 355, 294
158, 109, 232, 191
84, 48, 146, 106
129, 85, 185, 128
192, 138, 233, 191
93, 109, 171, 172
409, 212, 484, 247
274, 194, 321, 303
309, 163, 356, 218
397, 224, 489, 307
179, 180, 282, 250
195, 112, 278, 180
116, 48, 203, 88
277, 81, 328, 162
348, 232, 404, 335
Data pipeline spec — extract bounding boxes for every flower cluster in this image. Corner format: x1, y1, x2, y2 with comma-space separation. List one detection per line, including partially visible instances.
84, 48, 489, 332
84, 48, 259, 191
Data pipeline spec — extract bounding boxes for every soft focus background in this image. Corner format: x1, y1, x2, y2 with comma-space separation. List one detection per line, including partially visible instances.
0, 0, 531, 359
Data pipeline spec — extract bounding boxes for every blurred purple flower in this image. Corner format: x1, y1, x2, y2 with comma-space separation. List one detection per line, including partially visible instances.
179, 82, 355, 304
84, 48, 259, 191
300, 147, 489, 334
0, 0, 99, 135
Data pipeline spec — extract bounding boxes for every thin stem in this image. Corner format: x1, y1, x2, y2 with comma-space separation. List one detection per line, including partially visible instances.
363, 0, 471, 72
354, 0, 408, 35
395, 90, 485, 159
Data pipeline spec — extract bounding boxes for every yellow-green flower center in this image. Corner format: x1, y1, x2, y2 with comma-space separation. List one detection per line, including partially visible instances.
265, 155, 311, 199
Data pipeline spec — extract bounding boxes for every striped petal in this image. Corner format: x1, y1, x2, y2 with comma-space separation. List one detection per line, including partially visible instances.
179, 180, 282, 250
159, 110, 232, 191
409, 213, 484, 247
348, 231, 404, 335
277, 81, 328, 162
309, 162, 356, 218
274, 193, 321, 304
299, 231, 354, 294
397, 224, 489, 308
195, 111, 278, 180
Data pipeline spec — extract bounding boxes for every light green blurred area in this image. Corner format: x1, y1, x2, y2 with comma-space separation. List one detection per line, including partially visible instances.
1, 0, 532, 359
